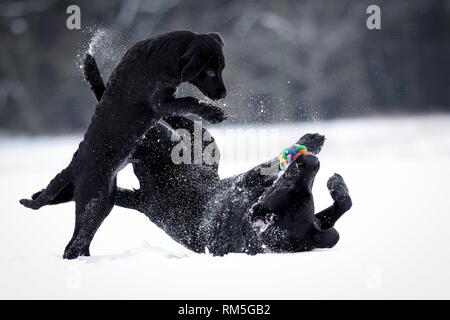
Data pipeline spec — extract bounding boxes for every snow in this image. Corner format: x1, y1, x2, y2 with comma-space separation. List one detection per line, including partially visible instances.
1, 114, 450, 299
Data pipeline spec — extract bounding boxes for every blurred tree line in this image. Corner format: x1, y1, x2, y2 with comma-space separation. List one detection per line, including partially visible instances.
0, 0, 449, 134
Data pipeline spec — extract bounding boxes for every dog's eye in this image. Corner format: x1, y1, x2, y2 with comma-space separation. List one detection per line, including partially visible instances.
206, 70, 216, 77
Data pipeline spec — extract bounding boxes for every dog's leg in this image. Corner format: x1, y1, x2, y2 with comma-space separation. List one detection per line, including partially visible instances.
19, 54, 104, 211
63, 172, 115, 259
309, 227, 340, 249
162, 115, 195, 131
114, 188, 145, 211
242, 133, 326, 186
315, 174, 352, 230
30, 183, 75, 206
239, 161, 278, 191
20, 167, 73, 210
158, 97, 227, 124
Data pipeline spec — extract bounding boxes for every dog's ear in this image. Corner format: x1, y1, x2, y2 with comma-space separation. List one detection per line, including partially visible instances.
208, 32, 224, 46
180, 52, 204, 82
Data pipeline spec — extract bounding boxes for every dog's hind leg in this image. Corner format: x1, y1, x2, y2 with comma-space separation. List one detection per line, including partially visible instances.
114, 188, 145, 211
30, 183, 75, 205
244, 133, 326, 184
20, 167, 73, 210
19, 54, 104, 211
315, 174, 352, 230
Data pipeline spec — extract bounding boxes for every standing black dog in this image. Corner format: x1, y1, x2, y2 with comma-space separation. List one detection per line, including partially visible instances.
20, 31, 227, 259
24, 54, 353, 256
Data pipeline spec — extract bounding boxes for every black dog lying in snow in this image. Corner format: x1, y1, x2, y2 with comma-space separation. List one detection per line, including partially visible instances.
19, 31, 227, 259
21, 55, 353, 256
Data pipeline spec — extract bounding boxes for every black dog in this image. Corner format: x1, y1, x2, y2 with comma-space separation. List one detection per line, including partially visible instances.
26, 55, 353, 256
111, 124, 352, 255
20, 31, 228, 259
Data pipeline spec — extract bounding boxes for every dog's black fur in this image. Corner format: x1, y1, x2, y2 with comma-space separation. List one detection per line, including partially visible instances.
111, 125, 352, 255
23, 54, 353, 256
19, 31, 228, 259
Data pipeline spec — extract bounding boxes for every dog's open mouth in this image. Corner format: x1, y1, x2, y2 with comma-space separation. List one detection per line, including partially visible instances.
254, 217, 272, 233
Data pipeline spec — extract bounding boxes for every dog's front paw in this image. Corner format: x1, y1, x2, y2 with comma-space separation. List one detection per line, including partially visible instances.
327, 174, 349, 201
199, 104, 227, 123
297, 133, 325, 155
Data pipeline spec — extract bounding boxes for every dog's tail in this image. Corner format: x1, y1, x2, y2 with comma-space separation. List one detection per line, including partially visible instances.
83, 53, 105, 102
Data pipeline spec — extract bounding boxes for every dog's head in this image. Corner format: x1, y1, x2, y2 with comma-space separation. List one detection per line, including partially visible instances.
179, 33, 226, 100
251, 154, 320, 236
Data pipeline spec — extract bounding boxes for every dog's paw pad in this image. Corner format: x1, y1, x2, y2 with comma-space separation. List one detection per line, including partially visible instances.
327, 174, 349, 200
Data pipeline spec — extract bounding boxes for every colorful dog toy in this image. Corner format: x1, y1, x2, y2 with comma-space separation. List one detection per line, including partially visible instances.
278, 144, 308, 171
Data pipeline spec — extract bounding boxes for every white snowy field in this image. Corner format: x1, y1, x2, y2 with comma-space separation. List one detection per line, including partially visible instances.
1, 114, 450, 299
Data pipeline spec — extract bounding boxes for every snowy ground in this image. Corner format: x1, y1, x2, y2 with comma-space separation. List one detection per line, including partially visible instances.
1, 114, 450, 299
